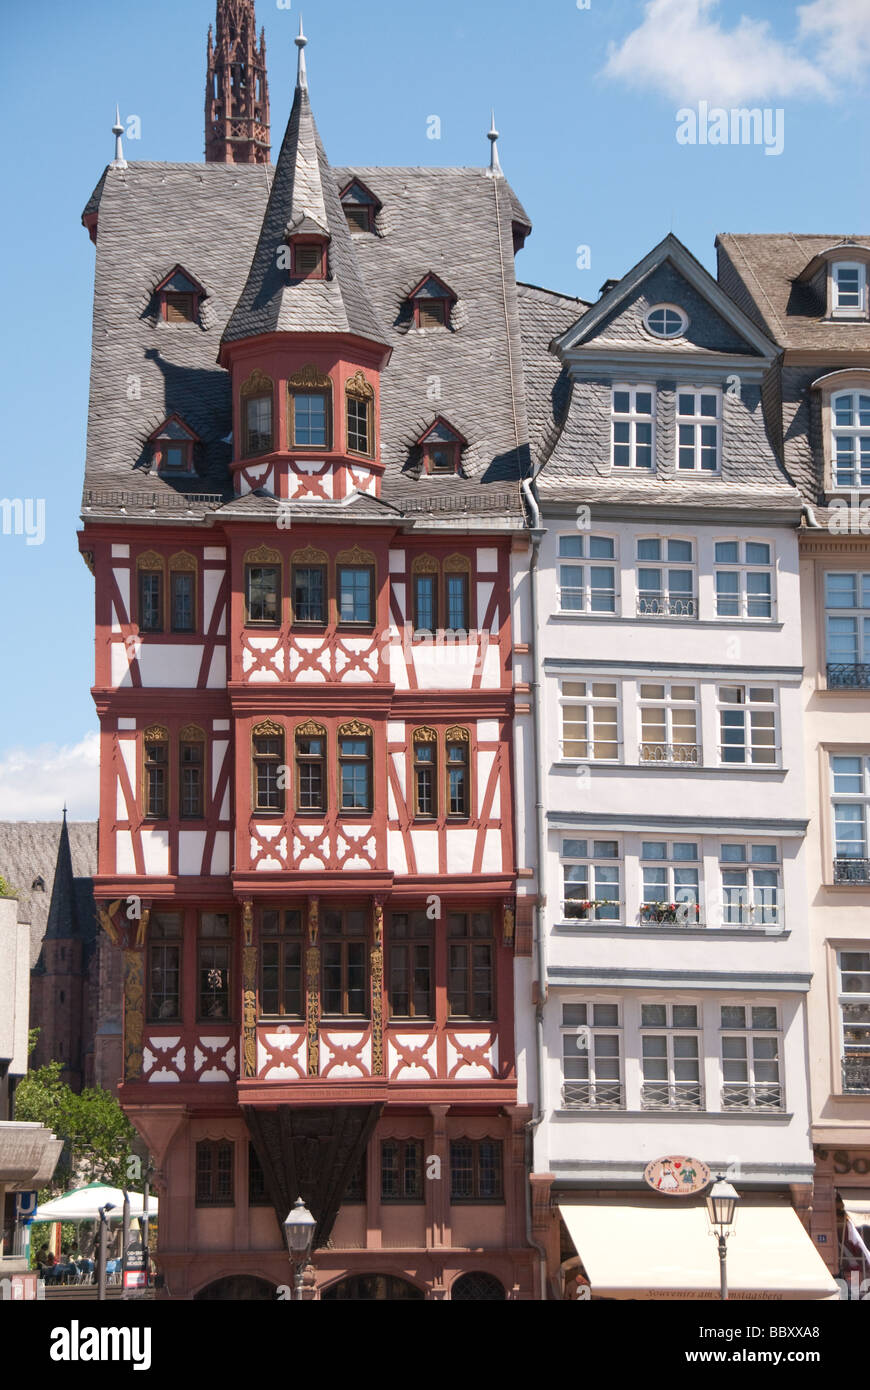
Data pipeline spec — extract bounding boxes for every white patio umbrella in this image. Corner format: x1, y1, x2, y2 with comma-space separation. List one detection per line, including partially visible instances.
30, 1182, 158, 1223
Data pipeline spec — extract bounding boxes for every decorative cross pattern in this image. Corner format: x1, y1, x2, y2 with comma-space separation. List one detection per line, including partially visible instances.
445, 1031, 499, 1080
257, 1026, 308, 1080
387, 1030, 439, 1081
319, 1030, 372, 1079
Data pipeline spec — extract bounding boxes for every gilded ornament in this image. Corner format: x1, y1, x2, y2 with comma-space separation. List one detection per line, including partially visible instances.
345, 370, 374, 401
244, 544, 282, 565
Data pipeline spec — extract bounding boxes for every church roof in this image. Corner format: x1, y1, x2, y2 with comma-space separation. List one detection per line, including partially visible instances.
0, 821, 97, 968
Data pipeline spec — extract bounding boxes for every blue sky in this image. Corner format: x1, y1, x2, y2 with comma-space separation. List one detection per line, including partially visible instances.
1, 0, 869, 818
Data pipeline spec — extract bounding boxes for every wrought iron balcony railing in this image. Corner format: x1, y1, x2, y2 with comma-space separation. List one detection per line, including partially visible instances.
637, 594, 697, 618
562, 1080, 624, 1110
834, 858, 870, 885
842, 1055, 870, 1092
639, 742, 700, 765
827, 662, 870, 689
721, 1083, 783, 1111
641, 1081, 704, 1111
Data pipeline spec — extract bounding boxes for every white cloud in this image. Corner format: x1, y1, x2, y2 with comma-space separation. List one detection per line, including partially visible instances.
0, 732, 99, 821
603, 0, 842, 106
799, 0, 870, 80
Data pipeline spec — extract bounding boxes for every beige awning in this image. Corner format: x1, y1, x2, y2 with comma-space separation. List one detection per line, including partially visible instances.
839, 1189, 870, 1222
560, 1196, 840, 1301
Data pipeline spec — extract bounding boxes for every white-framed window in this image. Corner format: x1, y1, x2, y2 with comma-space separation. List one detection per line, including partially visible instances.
714, 540, 774, 619
832, 262, 867, 316
644, 304, 688, 339
831, 755, 870, 884
719, 843, 781, 928
720, 1003, 782, 1110
636, 537, 696, 617
718, 684, 778, 765
832, 391, 870, 487
677, 389, 721, 472
639, 1002, 703, 1110
639, 842, 701, 924
825, 573, 870, 686
559, 681, 620, 761
612, 386, 654, 469
638, 681, 699, 765
561, 838, 621, 921
561, 1001, 623, 1109
557, 535, 617, 613
838, 951, 870, 1093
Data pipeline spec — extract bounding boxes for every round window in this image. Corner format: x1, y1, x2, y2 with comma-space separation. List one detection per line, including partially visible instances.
645, 305, 687, 338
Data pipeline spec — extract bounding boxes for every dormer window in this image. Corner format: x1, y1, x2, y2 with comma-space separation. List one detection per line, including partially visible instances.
148, 415, 198, 475
407, 273, 457, 330
154, 266, 205, 325
291, 238, 327, 280
833, 263, 867, 317
240, 369, 274, 458
644, 304, 688, 338
345, 371, 375, 458
418, 419, 466, 476
339, 179, 381, 234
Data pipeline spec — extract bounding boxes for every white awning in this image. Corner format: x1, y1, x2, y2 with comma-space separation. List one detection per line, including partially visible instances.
560, 1196, 839, 1301
839, 1189, 870, 1222
31, 1183, 159, 1224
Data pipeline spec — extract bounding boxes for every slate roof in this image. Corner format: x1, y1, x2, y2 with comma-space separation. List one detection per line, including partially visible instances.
717, 234, 870, 351
81, 79, 531, 528
516, 282, 588, 469
0, 821, 97, 968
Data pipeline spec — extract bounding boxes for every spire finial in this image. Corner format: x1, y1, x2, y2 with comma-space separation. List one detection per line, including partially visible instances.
62, 804, 68, 821
487, 109, 502, 175
295, 15, 308, 90
111, 104, 127, 170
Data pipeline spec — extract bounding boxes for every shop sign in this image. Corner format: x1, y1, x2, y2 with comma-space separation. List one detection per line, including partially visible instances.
643, 1155, 711, 1195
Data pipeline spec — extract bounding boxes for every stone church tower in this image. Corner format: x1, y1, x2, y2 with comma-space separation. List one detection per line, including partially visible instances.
205, 0, 270, 164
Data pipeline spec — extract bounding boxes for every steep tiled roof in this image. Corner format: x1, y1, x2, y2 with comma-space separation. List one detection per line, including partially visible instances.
717, 234, 870, 351
516, 282, 588, 469
0, 822, 97, 968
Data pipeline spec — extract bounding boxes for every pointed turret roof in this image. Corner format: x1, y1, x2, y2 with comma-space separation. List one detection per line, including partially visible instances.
45, 811, 80, 941
221, 25, 387, 349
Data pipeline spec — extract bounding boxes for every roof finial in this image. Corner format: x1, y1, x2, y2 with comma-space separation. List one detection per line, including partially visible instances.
62, 803, 68, 821
295, 15, 308, 91
487, 109, 502, 176
111, 104, 127, 170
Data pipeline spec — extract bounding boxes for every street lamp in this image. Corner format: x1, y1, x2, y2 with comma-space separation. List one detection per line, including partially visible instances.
283, 1197, 316, 1302
706, 1176, 740, 1300
97, 1203, 115, 1303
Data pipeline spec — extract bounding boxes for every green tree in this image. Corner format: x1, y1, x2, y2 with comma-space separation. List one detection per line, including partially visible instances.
15, 1062, 138, 1189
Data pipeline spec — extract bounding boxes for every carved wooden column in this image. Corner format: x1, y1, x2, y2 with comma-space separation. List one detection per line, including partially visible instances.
371, 898, 385, 1077
241, 899, 257, 1079
306, 896, 320, 1076
123, 945, 145, 1081
428, 1104, 451, 1250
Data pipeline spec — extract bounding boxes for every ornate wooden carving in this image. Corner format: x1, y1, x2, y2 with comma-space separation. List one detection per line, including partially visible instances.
413, 726, 437, 743
335, 545, 375, 567
306, 897, 320, 1076
179, 723, 205, 742
503, 902, 515, 947
288, 364, 331, 389
123, 949, 144, 1080
136, 550, 164, 571
242, 900, 254, 947
168, 550, 197, 572
142, 725, 169, 742
444, 553, 471, 572
81, 551, 95, 576
371, 901, 384, 1077
252, 718, 284, 738
337, 719, 372, 739
135, 905, 150, 951
98, 898, 122, 946
243, 945, 257, 1079
291, 545, 328, 565
244, 544, 281, 565
345, 370, 374, 401
296, 719, 327, 738
445, 725, 470, 743
411, 553, 438, 574
240, 368, 273, 397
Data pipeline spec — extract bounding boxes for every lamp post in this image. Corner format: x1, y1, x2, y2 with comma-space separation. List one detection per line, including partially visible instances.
97, 1203, 115, 1302
283, 1197, 316, 1302
706, 1176, 740, 1300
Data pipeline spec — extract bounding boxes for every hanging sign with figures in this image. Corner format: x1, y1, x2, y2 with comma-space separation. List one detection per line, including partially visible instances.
643, 1155, 711, 1196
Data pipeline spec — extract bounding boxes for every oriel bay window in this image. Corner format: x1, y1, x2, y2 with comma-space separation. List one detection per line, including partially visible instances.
144, 727, 169, 819
346, 372, 375, 457
412, 729, 437, 817
322, 908, 368, 1017
240, 370, 274, 458
198, 912, 231, 1021
337, 551, 375, 625
179, 725, 205, 819
147, 912, 182, 1022
381, 1140, 423, 1202
260, 909, 303, 1018
339, 721, 373, 812
252, 720, 286, 814
288, 366, 331, 449
389, 911, 433, 1019
446, 728, 470, 818
295, 722, 326, 813
450, 1139, 503, 1202
447, 911, 493, 1019
245, 547, 281, 626
195, 1140, 234, 1207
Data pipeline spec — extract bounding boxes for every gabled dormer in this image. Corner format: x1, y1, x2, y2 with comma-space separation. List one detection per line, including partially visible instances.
147, 414, 199, 474
153, 266, 206, 324
339, 178, 381, 234
406, 273, 457, 329
794, 242, 870, 321
417, 418, 467, 476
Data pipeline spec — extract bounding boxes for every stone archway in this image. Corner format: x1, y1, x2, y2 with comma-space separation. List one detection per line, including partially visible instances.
321, 1274, 425, 1301
194, 1275, 278, 1300
451, 1271, 506, 1300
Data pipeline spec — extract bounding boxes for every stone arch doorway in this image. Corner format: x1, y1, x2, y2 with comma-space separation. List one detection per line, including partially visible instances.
451, 1271, 506, 1300
194, 1275, 277, 1300
321, 1274, 425, 1301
